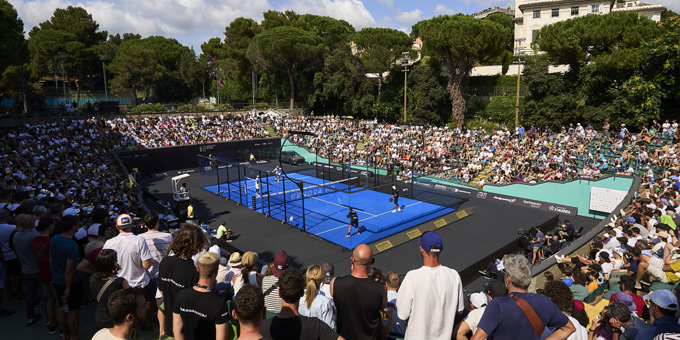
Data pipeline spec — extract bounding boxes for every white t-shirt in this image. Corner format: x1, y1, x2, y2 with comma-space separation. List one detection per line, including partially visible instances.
463, 306, 486, 334
397, 265, 464, 340
139, 231, 172, 279
91, 328, 128, 340
103, 233, 152, 288
567, 315, 588, 340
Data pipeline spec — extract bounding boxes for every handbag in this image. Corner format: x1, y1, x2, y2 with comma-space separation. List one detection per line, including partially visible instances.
509, 293, 544, 338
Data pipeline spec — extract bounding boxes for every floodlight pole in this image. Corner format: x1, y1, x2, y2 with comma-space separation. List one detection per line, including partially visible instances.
58, 51, 66, 106
514, 38, 525, 129
279, 130, 317, 232
98, 55, 108, 101
401, 51, 410, 122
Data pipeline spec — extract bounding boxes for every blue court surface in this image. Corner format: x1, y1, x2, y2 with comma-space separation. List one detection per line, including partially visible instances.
203, 173, 455, 249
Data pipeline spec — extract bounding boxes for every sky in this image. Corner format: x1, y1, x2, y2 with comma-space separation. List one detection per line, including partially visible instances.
9, 0, 680, 54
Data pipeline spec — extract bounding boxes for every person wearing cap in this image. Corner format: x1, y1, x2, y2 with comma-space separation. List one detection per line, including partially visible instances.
103, 214, 156, 330
392, 186, 401, 212
172, 252, 228, 340
158, 224, 206, 338
608, 299, 649, 340
456, 281, 507, 340
224, 252, 243, 283
635, 290, 680, 339
396, 231, 464, 339
472, 254, 575, 340
262, 251, 289, 314
319, 262, 335, 298
331, 244, 387, 340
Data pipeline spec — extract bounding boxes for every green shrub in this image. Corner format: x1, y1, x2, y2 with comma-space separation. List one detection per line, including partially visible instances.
176, 104, 208, 112
130, 103, 166, 114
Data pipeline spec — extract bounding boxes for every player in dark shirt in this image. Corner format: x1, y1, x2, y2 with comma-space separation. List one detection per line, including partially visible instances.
392, 186, 401, 212
346, 208, 360, 237
173, 252, 228, 340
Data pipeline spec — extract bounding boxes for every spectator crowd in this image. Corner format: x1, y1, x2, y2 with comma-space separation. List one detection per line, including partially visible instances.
2, 113, 680, 340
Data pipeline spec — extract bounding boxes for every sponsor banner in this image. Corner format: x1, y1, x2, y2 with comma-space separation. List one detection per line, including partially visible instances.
422, 181, 578, 216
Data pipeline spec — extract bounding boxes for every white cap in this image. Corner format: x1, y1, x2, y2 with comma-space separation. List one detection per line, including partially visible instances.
470, 292, 488, 309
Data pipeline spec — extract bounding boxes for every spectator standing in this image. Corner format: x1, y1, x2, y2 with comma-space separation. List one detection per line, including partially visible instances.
158, 224, 205, 338
635, 290, 680, 340
0, 208, 21, 300
49, 215, 84, 340
261, 269, 341, 340
540, 280, 588, 340
262, 251, 289, 314
233, 284, 266, 340
233, 251, 263, 295
532, 227, 545, 264
331, 244, 387, 340
299, 264, 336, 328
11, 214, 41, 325
140, 212, 172, 282
385, 271, 407, 336
172, 252, 228, 340
89, 249, 130, 329
397, 231, 464, 339
31, 216, 58, 332
91, 288, 148, 340
102, 214, 155, 329
319, 262, 334, 298
471, 254, 575, 340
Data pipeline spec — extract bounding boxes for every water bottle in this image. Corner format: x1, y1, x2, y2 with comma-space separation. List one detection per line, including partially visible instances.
62, 298, 69, 313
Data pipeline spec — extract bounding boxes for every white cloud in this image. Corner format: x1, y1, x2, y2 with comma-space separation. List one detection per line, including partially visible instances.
378, 0, 393, 8
278, 0, 376, 28
434, 4, 457, 15
9, 0, 271, 48
395, 8, 422, 26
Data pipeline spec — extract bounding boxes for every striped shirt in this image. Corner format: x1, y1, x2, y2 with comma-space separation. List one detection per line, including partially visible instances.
140, 231, 172, 279
262, 275, 281, 313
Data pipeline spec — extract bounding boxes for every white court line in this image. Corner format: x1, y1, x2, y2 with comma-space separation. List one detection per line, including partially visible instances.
314, 201, 424, 236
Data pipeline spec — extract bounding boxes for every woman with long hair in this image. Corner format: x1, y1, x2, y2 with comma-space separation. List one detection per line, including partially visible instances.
298, 264, 335, 328
232, 251, 263, 295
89, 249, 130, 329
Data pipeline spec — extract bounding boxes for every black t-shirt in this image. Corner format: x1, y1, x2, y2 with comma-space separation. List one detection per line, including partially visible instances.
89, 276, 125, 330
158, 256, 199, 336
261, 315, 337, 340
333, 275, 386, 340
173, 288, 228, 340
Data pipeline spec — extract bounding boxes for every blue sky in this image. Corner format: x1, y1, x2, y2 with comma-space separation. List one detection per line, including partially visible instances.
9, 0, 680, 54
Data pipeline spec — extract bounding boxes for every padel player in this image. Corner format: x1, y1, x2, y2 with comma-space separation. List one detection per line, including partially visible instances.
392, 186, 401, 212
254, 175, 261, 196
346, 208, 360, 237
274, 166, 282, 182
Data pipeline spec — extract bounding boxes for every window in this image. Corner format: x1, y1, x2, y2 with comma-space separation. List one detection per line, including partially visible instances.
552, 8, 559, 17
626, 2, 633, 7
571, 6, 579, 15
533, 10, 540, 18
532, 29, 539, 42
591, 4, 599, 13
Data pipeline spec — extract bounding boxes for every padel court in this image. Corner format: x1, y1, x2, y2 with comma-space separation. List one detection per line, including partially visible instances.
202, 172, 455, 249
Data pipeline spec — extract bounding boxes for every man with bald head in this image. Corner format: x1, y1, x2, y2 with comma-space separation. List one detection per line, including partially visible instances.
331, 244, 387, 340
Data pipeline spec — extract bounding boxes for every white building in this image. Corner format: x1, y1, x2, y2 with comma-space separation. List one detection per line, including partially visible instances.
514, 0, 666, 54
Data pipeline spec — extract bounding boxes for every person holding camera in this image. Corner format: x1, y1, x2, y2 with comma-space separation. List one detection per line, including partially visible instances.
532, 227, 545, 265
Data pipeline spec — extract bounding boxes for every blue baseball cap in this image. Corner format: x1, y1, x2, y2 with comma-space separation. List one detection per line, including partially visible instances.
420, 231, 443, 253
